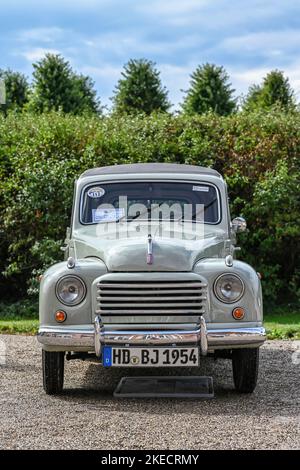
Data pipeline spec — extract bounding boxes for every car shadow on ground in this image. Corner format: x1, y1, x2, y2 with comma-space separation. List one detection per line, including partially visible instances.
65, 354, 232, 393
58, 344, 299, 419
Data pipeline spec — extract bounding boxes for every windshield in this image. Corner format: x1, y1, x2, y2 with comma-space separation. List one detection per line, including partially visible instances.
80, 181, 220, 224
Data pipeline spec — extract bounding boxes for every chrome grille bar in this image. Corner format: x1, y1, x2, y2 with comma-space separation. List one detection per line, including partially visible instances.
97, 282, 207, 289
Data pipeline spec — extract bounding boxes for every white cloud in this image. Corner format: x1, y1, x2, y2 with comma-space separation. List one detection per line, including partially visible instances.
230, 63, 300, 99
80, 64, 120, 80
229, 67, 270, 98
7, 0, 108, 10
221, 29, 300, 56
21, 47, 60, 62
138, 0, 300, 30
17, 27, 65, 43
80, 30, 207, 63
139, 0, 209, 16
138, 0, 212, 27
160, 63, 195, 110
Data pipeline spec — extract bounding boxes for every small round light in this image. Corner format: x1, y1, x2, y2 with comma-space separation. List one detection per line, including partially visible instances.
232, 307, 245, 320
56, 276, 86, 306
214, 273, 244, 303
55, 310, 67, 323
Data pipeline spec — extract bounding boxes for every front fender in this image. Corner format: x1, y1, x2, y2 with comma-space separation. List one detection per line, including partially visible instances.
194, 258, 263, 324
39, 259, 107, 326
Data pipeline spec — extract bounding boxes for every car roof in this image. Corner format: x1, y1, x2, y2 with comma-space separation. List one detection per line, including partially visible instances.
80, 163, 221, 178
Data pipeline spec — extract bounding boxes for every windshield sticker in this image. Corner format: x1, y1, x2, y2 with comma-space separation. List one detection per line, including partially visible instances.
92, 208, 125, 223
193, 186, 209, 192
87, 187, 105, 198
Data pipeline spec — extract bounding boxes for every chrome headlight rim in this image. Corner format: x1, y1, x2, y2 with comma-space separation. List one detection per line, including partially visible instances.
55, 275, 87, 306
213, 273, 245, 304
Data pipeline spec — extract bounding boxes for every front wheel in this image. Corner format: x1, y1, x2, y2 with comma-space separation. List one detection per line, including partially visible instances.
42, 350, 65, 395
232, 348, 259, 393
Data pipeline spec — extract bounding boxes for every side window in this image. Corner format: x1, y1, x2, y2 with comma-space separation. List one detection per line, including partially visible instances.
224, 181, 231, 234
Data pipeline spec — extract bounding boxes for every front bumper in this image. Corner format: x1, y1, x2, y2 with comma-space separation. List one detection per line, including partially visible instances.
37, 316, 266, 354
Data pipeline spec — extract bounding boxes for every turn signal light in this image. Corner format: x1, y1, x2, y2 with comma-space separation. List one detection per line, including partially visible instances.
232, 307, 245, 320
55, 310, 67, 323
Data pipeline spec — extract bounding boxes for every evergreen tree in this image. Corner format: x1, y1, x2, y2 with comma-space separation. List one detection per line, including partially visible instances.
243, 70, 296, 111
112, 59, 170, 114
0, 69, 29, 113
30, 54, 101, 114
70, 74, 101, 115
182, 63, 236, 115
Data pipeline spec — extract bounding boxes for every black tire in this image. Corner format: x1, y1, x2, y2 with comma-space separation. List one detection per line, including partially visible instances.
232, 348, 259, 393
42, 350, 65, 395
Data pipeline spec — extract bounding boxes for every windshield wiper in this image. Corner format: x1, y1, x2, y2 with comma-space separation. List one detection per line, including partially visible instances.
176, 198, 218, 222
127, 202, 163, 222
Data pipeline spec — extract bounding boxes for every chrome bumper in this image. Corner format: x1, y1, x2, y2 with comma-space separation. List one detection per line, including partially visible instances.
37, 325, 95, 350
38, 316, 266, 354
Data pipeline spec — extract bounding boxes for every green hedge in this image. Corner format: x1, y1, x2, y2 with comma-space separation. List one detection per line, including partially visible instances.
0, 110, 299, 305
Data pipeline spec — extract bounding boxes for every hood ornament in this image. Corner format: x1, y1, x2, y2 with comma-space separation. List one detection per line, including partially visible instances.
147, 234, 153, 265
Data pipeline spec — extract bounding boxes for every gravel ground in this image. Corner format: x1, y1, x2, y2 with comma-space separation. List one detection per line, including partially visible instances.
0, 334, 299, 450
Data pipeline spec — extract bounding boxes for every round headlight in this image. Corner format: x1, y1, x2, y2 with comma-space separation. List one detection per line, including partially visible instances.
214, 273, 244, 303
56, 276, 86, 306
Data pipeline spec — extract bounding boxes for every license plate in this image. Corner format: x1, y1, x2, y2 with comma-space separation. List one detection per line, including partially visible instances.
102, 346, 199, 367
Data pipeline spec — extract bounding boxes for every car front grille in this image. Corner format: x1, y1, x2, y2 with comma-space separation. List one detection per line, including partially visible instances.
96, 279, 207, 321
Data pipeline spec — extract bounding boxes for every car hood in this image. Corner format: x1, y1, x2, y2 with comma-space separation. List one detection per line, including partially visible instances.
72, 223, 227, 272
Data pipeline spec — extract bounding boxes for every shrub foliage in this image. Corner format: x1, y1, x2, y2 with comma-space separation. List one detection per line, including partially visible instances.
0, 110, 299, 304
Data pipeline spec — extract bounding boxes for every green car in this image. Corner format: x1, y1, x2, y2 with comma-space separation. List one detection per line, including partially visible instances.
38, 163, 266, 394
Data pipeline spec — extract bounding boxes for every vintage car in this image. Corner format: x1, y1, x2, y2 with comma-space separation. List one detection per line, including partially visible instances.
38, 163, 266, 394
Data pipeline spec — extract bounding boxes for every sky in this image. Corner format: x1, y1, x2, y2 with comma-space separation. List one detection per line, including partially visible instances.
1, 0, 300, 110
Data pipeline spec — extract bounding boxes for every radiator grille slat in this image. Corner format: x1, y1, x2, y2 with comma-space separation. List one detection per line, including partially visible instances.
97, 282, 206, 289
97, 295, 206, 302
98, 285, 203, 295
96, 309, 204, 315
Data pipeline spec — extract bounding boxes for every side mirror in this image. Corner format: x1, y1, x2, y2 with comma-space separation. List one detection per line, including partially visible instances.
231, 217, 247, 233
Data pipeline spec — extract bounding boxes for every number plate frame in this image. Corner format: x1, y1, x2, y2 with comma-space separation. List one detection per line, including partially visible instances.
102, 346, 199, 367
